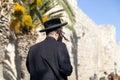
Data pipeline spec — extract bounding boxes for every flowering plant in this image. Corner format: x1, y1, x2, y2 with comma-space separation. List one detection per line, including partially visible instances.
10, 3, 33, 34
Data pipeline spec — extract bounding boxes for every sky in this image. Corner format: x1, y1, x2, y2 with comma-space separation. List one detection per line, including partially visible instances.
77, 0, 120, 42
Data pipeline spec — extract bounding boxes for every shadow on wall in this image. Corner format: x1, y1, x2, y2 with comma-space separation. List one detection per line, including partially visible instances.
3, 34, 22, 80
70, 32, 78, 80
15, 38, 21, 80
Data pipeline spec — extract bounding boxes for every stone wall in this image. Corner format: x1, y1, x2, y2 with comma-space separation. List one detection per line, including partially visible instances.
115, 43, 120, 75
65, 0, 120, 80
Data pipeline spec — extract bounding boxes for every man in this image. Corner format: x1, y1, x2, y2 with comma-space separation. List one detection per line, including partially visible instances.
92, 73, 98, 80
26, 18, 73, 80
104, 72, 108, 80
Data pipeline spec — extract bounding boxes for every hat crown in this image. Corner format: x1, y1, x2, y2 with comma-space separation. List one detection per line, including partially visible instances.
44, 18, 61, 29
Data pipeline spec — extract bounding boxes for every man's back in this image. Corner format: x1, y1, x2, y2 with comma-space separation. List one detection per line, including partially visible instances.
26, 37, 72, 80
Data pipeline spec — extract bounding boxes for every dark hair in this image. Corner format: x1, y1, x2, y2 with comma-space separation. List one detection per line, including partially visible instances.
46, 30, 51, 35
46, 28, 68, 42
46, 27, 59, 35
56, 28, 69, 42
104, 72, 107, 74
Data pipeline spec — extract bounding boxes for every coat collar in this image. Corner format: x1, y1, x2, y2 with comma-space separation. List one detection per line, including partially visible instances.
45, 36, 57, 41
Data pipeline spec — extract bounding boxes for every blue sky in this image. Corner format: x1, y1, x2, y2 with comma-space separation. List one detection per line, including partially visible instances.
77, 0, 120, 42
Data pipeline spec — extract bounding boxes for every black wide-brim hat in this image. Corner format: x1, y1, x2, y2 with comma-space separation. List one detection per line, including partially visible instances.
39, 18, 68, 32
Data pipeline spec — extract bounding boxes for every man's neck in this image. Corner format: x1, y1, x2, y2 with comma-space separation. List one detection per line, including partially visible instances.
47, 35, 57, 41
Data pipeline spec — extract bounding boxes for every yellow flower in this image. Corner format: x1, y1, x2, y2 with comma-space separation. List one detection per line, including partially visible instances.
36, 0, 42, 5
22, 15, 33, 27
42, 15, 49, 23
10, 20, 21, 34
14, 3, 27, 16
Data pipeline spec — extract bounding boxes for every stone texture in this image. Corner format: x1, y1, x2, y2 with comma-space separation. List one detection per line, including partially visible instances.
66, 0, 120, 80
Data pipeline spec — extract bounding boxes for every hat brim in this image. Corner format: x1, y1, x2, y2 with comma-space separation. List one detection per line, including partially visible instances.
39, 22, 67, 32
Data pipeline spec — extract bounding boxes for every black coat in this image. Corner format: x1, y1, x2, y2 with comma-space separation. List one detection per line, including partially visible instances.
26, 37, 72, 80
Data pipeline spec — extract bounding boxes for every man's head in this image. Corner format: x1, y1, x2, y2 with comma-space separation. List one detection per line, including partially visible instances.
39, 18, 68, 41
104, 72, 107, 75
